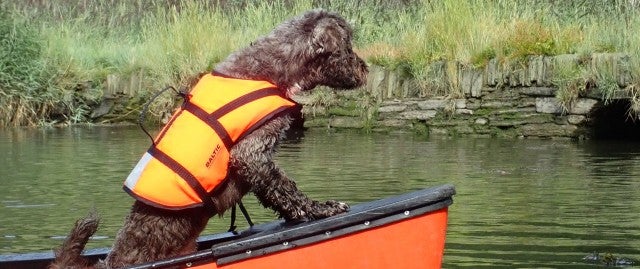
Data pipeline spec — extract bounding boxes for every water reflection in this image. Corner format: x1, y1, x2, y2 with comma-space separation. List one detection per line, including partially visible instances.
0, 126, 639, 267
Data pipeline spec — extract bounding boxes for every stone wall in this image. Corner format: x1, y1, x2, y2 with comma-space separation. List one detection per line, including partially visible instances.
297, 53, 636, 139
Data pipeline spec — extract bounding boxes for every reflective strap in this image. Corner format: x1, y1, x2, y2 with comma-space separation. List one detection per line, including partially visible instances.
124, 152, 154, 191
147, 147, 216, 212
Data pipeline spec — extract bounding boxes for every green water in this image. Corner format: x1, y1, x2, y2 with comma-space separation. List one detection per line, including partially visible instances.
1, 126, 639, 268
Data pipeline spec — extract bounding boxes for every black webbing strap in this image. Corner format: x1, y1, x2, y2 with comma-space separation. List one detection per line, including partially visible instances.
210, 87, 283, 119
182, 102, 234, 151
181, 87, 283, 151
228, 201, 254, 232
228, 204, 238, 232
237, 201, 254, 226
147, 147, 216, 213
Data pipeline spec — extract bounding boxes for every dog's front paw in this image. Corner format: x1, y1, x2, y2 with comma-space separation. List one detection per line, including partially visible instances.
305, 200, 349, 220
324, 200, 349, 212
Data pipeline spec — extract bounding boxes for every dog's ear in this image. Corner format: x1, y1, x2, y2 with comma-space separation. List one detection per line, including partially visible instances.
310, 19, 347, 54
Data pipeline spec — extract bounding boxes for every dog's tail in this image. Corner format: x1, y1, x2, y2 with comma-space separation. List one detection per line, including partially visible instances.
49, 213, 100, 269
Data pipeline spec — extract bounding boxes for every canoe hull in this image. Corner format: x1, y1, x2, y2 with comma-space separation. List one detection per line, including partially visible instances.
197, 208, 448, 269
0, 184, 455, 269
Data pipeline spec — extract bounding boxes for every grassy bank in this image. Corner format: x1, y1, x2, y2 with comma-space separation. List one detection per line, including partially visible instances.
1, 0, 640, 126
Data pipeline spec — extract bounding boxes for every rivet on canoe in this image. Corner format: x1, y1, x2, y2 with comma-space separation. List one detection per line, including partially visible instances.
246, 250, 252, 255
364, 221, 370, 226
404, 210, 410, 215
185, 262, 192, 267
325, 231, 331, 236
283, 242, 289, 246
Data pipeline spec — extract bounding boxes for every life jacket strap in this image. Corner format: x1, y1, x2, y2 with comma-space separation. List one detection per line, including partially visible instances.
147, 146, 217, 213
209, 87, 284, 119
227, 201, 254, 233
182, 102, 234, 151
237, 200, 254, 226
181, 86, 288, 151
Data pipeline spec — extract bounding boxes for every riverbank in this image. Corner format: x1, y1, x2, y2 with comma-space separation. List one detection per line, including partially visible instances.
29, 53, 640, 140
301, 54, 640, 139
1, 0, 640, 136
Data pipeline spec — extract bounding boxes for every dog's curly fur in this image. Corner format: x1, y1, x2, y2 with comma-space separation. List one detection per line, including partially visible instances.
50, 9, 368, 269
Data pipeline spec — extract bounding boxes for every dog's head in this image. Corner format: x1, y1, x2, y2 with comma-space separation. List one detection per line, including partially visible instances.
215, 9, 368, 96
283, 9, 369, 93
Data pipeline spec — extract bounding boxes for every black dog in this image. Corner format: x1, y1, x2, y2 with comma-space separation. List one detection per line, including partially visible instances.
51, 9, 368, 269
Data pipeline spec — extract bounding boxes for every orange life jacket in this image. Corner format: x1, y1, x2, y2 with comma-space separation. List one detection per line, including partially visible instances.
124, 73, 297, 210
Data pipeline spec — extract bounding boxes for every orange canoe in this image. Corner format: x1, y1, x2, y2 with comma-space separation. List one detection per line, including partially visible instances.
0, 184, 455, 269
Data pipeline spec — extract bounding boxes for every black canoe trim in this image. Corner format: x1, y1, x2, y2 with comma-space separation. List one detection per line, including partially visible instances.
0, 233, 240, 269
0, 184, 455, 269
214, 184, 454, 258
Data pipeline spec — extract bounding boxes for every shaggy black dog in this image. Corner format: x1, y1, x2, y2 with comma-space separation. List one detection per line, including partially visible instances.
50, 9, 368, 269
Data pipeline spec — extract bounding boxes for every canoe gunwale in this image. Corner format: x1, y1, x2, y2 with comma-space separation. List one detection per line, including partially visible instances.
215, 198, 453, 266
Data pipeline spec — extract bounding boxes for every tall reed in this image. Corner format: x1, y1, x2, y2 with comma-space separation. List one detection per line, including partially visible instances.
1, 0, 640, 126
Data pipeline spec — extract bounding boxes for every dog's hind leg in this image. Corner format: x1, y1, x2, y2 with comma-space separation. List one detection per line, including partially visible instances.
104, 201, 209, 268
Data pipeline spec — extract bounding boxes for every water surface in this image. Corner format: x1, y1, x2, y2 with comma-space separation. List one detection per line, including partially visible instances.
1, 126, 639, 268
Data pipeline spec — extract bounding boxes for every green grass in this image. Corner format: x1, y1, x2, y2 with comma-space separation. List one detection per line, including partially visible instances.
0, 9, 57, 126
552, 61, 592, 113
2, 0, 640, 126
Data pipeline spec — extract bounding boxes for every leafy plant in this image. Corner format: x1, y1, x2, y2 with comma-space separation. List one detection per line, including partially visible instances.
552, 62, 593, 113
